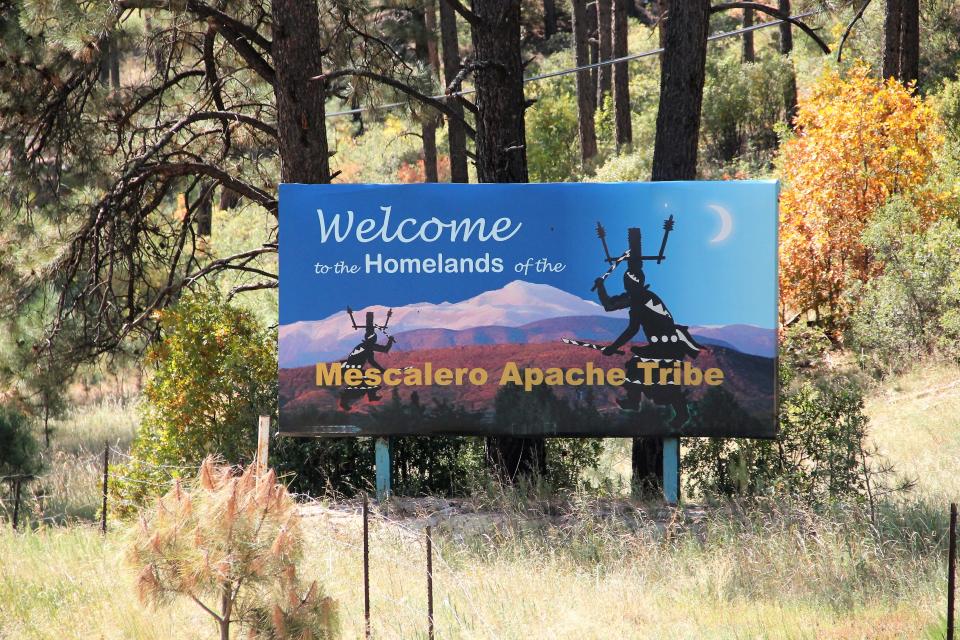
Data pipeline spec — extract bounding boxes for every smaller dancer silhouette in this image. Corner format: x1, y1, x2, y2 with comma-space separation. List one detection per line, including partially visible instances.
338, 309, 395, 411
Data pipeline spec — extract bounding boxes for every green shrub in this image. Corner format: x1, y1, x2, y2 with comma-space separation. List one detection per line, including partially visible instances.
683, 328, 879, 502
0, 406, 42, 478
848, 197, 960, 373
111, 293, 276, 513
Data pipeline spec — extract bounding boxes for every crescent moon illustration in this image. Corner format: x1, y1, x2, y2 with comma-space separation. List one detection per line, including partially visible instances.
707, 204, 733, 244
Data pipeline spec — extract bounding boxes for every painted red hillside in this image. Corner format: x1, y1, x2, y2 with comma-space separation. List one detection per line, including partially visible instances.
279, 341, 774, 419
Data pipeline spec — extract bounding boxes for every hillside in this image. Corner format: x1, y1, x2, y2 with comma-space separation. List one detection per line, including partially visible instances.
279, 341, 775, 437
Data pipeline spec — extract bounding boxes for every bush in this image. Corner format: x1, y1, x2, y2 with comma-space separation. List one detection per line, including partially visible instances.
848, 197, 960, 373
0, 406, 41, 478
683, 328, 882, 503
129, 457, 338, 639
112, 293, 276, 513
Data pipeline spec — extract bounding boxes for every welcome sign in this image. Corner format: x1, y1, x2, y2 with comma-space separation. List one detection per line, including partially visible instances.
279, 182, 778, 438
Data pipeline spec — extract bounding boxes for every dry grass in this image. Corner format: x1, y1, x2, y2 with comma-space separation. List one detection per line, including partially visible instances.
865, 360, 960, 503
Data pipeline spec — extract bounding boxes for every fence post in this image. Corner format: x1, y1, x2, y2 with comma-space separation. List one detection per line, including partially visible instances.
11, 477, 22, 531
256, 415, 271, 474
101, 442, 110, 535
426, 524, 434, 640
949, 502, 957, 640
363, 494, 371, 639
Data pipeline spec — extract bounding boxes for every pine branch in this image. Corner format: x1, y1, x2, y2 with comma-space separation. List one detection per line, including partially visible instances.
315, 69, 476, 139
709, 2, 831, 54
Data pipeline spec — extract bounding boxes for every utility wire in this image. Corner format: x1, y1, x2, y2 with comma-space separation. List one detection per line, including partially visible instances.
326, 9, 823, 119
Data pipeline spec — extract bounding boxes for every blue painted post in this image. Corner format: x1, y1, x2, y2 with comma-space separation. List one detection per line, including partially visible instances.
663, 437, 680, 504
375, 437, 392, 500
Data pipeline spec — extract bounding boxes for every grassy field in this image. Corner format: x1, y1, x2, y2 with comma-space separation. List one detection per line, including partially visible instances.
1, 363, 959, 639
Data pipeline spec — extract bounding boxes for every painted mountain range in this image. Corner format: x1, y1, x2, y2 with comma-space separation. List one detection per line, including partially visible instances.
279, 280, 775, 368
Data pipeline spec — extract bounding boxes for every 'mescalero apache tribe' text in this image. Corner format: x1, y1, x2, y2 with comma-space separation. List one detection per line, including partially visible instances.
316, 361, 725, 393
317, 205, 517, 274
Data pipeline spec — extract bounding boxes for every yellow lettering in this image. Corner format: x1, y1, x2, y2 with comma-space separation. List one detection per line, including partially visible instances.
637, 362, 657, 384
316, 363, 343, 386
705, 368, 724, 386
500, 362, 522, 385
607, 368, 626, 386
344, 367, 364, 386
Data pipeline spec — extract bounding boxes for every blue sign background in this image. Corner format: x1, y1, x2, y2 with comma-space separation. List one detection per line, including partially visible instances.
278, 181, 779, 438
280, 181, 778, 329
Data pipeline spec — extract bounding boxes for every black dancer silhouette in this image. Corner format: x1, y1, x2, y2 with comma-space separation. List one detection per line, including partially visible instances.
338, 309, 395, 411
589, 221, 702, 428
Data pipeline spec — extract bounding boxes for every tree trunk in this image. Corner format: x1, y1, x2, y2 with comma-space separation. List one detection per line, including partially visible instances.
899, 0, 919, 86
651, 0, 709, 181
882, 0, 903, 81
778, 0, 793, 54
613, 0, 632, 148
272, 0, 331, 184
741, 8, 755, 63
643, 0, 709, 495
544, 0, 557, 38
573, 0, 598, 163
468, 0, 542, 477
632, 435, 663, 497
596, 0, 613, 106
778, 0, 798, 123
196, 184, 213, 236
439, 0, 469, 182
588, 2, 599, 93
470, 0, 528, 184
416, 2, 440, 182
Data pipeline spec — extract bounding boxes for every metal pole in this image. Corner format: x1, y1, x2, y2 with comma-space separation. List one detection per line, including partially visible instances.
363, 494, 371, 639
101, 442, 110, 535
426, 524, 434, 640
663, 437, 680, 504
949, 502, 957, 640
11, 477, 21, 531
375, 437, 392, 501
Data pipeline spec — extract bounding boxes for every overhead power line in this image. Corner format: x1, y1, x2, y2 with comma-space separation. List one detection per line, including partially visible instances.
326, 9, 823, 119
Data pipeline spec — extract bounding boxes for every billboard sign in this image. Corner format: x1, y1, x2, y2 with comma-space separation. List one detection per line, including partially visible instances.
279, 181, 778, 438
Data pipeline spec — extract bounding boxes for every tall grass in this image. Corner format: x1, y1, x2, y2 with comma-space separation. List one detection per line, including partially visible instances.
0, 495, 948, 639
0, 399, 140, 525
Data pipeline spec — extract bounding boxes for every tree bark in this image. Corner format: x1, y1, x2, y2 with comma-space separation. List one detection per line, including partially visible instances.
779, 0, 798, 123
742, 8, 755, 63
651, 0, 709, 181
272, 0, 331, 184
778, 0, 793, 54
573, 0, 599, 162
597, 0, 613, 105
469, 0, 528, 184
899, 0, 919, 86
882, 0, 903, 81
439, 0, 469, 182
588, 1, 599, 93
466, 0, 542, 477
544, 0, 558, 38
415, 2, 440, 182
613, 0, 632, 148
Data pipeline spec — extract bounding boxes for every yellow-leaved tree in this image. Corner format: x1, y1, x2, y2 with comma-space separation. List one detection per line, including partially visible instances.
778, 62, 944, 328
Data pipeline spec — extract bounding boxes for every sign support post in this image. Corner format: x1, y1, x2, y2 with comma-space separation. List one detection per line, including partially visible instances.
375, 437, 392, 501
663, 437, 680, 504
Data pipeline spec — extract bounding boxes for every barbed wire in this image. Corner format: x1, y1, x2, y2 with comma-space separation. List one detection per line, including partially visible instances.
326, 9, 824, 119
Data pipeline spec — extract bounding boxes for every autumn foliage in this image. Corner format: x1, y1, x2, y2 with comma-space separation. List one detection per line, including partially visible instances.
778, 63, 944, 326
129, 457, 338, 640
